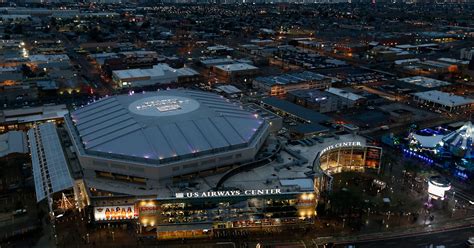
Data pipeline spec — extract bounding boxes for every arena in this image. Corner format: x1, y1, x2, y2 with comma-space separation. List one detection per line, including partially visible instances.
28, 89, 383, 240
64, 89, 270, 191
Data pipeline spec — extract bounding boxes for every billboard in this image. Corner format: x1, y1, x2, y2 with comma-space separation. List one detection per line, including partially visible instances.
138, 200, 161, 227
428, 181, 451, 200
365, 147, 382, 169
94, 205, 138, 221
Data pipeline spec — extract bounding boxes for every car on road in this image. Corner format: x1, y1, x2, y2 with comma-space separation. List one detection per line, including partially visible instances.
467, 237, 474, 248
13, 209, 27, 216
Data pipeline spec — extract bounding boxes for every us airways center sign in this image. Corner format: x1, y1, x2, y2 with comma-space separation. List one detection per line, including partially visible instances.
175, 189, 282, 199
320, 141, 362, 155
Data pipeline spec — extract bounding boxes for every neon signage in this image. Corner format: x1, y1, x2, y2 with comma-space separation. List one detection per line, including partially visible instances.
135, 98, 188, 112
320, 141, 362, 155
175, 189, 282, 199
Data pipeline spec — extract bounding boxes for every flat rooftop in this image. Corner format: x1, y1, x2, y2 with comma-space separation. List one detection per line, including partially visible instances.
326, 87, 365, 101
0, 104, 68, 123
0, 131, 28, 158
261, 97, 332, 124
214, 63, 258, 72
255, 71, 328, 87
112, 64, 176, 80
399, 76, 451, 88
412, 90, 474, 107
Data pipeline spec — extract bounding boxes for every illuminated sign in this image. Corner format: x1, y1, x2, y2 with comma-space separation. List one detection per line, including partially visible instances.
428, 180, 451, 200
137, 201, 160, 227
175, 189, 282, 199
129, 96, 200, 117
135, 98, 187, 112
320, 141, 362, 155
94, 205, 138, 221
365, 147, 383, 169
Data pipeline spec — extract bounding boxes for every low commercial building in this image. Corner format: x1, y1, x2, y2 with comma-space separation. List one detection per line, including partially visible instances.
398, 76, 451, 89
388, 109, 414, 123
212, 63, 259, 82
460, 48, 474, 61
261, 97, 332, 125
437, 58, 470, 70
411, 90, 474, 113
370, 46, 413, 61
253, 71, 331, 97
0, 131, 28, 158
92, 51, 159, 72
325, 87, 366, 107
0, 104, 68, 133
199, 58, 235, 68
0, 81, 39, 105
287, 90, 342, 113
289, 123, 329, 140
206, 45, 234, 55
28, 54, 71, 70
402, 60, 455, 75
112, 64, 200, 88
214, 84, 242, 98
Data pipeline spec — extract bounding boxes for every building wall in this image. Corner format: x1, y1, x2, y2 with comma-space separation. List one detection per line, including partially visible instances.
412, 95, 473, 113
287, 92, 340, 113
69, 121, 270, 188
253, 79, 331, 97
112, 72, 178, 88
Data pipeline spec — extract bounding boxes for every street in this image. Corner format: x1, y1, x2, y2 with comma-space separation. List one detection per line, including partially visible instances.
337, 226, 474, 248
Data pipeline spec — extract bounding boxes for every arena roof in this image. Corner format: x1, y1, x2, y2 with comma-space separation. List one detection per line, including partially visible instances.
69, 90, 267, 164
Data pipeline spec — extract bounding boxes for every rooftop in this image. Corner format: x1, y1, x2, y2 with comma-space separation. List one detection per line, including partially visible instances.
412, 90, 474, 107
261, 97, 332, 124
84, 134, 367, 198
255, 71, 328, 87
0, 104, 68, 123
399, 76, 451, 88
214, 63, 258, 72
28, 54, 70, 63
28, 123, 74, 202
112, 64, 178, 80
0, 131, 28, 158
288, 89, 335, 103
325, 87, 365, 101
216, 85, 242, 94
69, 90, 268, 164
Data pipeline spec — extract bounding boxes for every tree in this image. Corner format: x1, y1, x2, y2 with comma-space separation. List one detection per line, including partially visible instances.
88, 26, 102, 42
12, 24, 23, 34
404, 160, 420, 176
50, 17, 57, 28
141, 20, 151, 30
